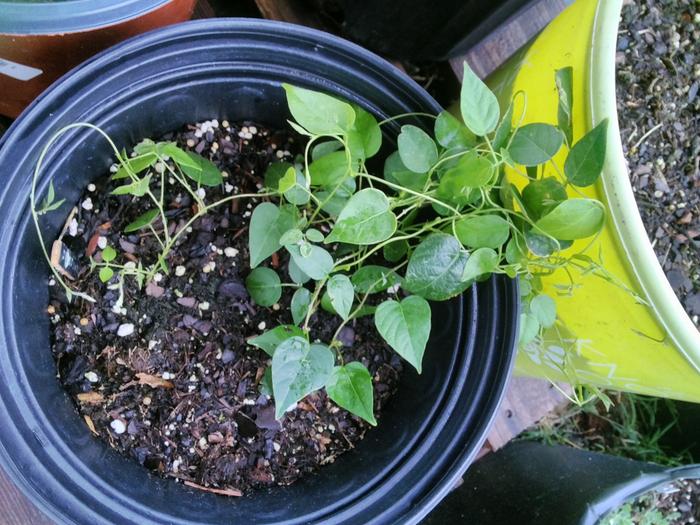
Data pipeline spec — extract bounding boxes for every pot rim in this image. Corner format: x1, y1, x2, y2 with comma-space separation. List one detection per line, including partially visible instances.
0, 0, 173, 35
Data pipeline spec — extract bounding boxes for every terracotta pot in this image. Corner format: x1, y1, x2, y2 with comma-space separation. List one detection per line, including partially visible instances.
0, 0, 197, 118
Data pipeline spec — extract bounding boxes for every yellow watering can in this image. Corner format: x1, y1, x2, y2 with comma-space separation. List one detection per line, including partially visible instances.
488, 0, 700, 401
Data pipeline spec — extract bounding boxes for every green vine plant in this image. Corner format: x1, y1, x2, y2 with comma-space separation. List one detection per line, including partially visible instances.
33, 63, 614, 425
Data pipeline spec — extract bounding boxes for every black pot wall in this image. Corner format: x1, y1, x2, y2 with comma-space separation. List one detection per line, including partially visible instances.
0, 19, 519, 525
321, 0, 534, 60
421, 442, 700, 525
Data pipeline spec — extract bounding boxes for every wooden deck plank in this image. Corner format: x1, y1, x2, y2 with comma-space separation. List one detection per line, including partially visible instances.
0, 465, 53, 525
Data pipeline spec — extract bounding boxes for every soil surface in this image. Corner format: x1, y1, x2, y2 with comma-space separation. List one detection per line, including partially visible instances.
602, 478, 700, 525
616, 0, 700, 328
49, 119, 402, 494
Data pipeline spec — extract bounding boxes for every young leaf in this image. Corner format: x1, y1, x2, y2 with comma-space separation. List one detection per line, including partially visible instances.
99, 266, 114, 283
505, 236, 528, 265
564, 119, 608, 187
249, 203, 296, 268
113, 152, 158, 180
325, 188, 397, 245
434, 111, 475, 149
308, 151, 351, 187
351, 265, 401, 294
530, 294, 556, 328
403, 233, 470, 301
534, 199, 604, 240
281, 167, 311, 205
159, 143, 201, 171
312, 140, 343, 161
180, 153, 223, 187
383, 239, 409, 263
288, 257, 311, 284
374, 296, 431, 374
525, 231, 560, 257
492, 102, 514, 151
287, 244, 334, 280
306, 229, 324, 243
437, 151, 494, 204
124, 209, 159, 233
282, 84, 356, 136
102, 246, 117, 263
264, 162, 294, 190
245, 267, 282, 307
326, 362, 376, 425
260, 368, 273, 396
521, 177, 568, 221
291, 288, 312, 325
384, 151, 428, 191
327, 274, 354, 320
455, 215, 510, 249
508, 123, 563, 166
112, 174, 152, 197
459, 61, 500, 136
272, 336, 334, 418
461, 247, 499, 282
519, 313, 540, 345
280, 228, 304, 246
555, 67, 574, 146
317, 177, 356, 217
346, 105, 382, 160
248, 325, 305, 356
397, 125, 438, 173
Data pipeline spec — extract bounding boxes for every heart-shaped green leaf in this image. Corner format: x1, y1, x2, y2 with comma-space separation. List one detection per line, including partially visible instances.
113, 153, 158, 180
248, 203, 297, 268
309, 151, 351, 187
434, 111, 475, 149
248, 325, 305, 356
508, 123, 563, 167
282, 84, 356, 136
460, 61, 500, 136
124, 208, 159, 233
326, 362, 376, 425
522, 177, 568, 221
286, 244, 334, 280
461, 247, 499, 282
351, 265, 402, 294
534, 199, 604, 240
564, 119, 608, 187
346, 105, 382, 161
403, 233, 470, 301
272, 337, 334, 418
398, 125, 438, 173
326, 188, 397, 245
455, 215, 510, 249
291, 288, 311, 325
530, 294, 556, 328
245, 267, 281, 307
374, 296, 431, 373
180, 152, 223, 186
327, 274, 354, 320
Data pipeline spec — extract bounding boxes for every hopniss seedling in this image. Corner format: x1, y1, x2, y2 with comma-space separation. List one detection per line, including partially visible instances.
32, 63, 616, 425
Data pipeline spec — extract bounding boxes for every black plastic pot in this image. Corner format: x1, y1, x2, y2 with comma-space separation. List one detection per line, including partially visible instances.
422, 441, 699, 525
314, 0, 535, 60
0, 19, 519, 525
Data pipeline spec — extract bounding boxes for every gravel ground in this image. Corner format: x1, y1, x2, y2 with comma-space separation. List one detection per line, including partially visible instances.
616, 0, 700, 328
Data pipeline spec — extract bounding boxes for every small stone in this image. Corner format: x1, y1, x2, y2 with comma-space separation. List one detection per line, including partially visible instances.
202, 261, 216, 273
68, 218, 78, 237
79, 317, 89, 326
110, 420, 126, 435
196, 188, 206, 199
81, 198, 93, 211
175, 265, 186, 277
221, 349, 235, 364
84, 371, 99, 383
225, 183, 234, 193
87, 183, 96, 192
199, 301, 210, 311
142, 396, 152, 406
154, 162, 165, 174
257, 321, 266, 331
224, 247, 239, 258
97, 236, 108, 249
272, 303, 281, 311
117, 323, 135, 337
153, 273, 163, 283
162, 372, 174, 380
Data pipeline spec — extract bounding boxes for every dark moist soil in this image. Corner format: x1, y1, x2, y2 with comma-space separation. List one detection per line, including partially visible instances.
603, 478, 700, 525
616, 0, 700, 328
49, 119, 402, 495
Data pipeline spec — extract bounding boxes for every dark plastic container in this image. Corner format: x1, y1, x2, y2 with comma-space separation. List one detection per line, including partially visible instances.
315, 0, 534, 60
422, 441, 699, 525
0, 19, 519, 524
0, 0, 196, 118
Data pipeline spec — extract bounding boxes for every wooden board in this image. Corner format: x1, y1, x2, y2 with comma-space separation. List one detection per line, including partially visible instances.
450, 0, 569, 79
0, 466, 54, 525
